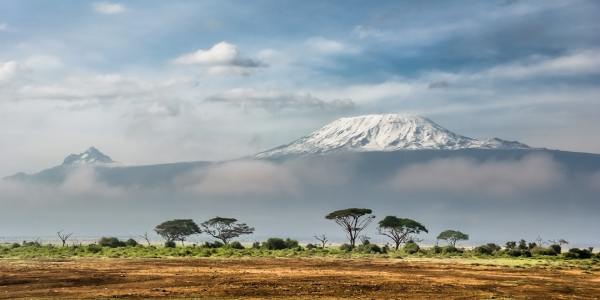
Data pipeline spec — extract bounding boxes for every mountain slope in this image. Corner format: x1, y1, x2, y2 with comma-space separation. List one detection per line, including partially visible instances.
62, 146, 115, 165
256, 114, 530, 159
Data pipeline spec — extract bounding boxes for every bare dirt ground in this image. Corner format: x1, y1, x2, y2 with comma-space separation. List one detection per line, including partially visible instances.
0, 257, 599, 299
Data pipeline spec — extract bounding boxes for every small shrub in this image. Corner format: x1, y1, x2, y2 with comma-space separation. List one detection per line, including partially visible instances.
549, 244, 562, 254
284, 238, 299, 249
98, 237, 126, 248
339, 243, 353, 252
357, 243, 382, 254
505, 241, 516, 250
252, 241, 261, 249
10, 243, 20, 248
203, 241, 224, 248
87, 244, 102, 253
403, 242, 420, 255
22, 241, 42, 247
531, 246, 557, 256
474, 243, 501, 255
442, 245, 461, 254
306, 243, 317, 250
228, 241, 244, 249
124, 239, 138, 247
164, 241, 176, 248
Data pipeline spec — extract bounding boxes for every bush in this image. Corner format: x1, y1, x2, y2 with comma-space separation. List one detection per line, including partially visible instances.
339, 243, 353, 252
357, 243, 382, 254
306, 243, 317, 250
284, 238, 299, 249
403, 242, 420, 254
22, 241, 42, 247
549, 244, 562, 254
203, 241, 224, 248
124, 239, 138, 247
507, 249, 522, 257
531, 246, 558, 256
87, 244, 102, 253
228, 241, 244, 249
564, 248, 593, 259
441, 245, 461, 254
262, 238, 299, 250
252, 241, 261, 249
10, 243, 20, 248
474, 243, 501, 255
98, 237, 126, 248
164, 241, 176, 248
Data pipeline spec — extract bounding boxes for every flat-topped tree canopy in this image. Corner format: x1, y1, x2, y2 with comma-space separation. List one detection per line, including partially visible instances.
204, 217, 237, 225
201, 216, 254, 244
378, 216, 428, 250
437, 230, 469, 247
326, 208, 373, 219
325, 208, 375, 247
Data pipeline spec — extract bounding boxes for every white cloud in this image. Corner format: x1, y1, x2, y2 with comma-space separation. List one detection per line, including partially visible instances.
387, 154, 564, 195
0, 61, 22, 82
483, 49, 600, 79
176, 160, 298, 196
93, 2, 126, 15
305, 37, 358, 55
174, 41, 265, 75
207, 88, 354, 112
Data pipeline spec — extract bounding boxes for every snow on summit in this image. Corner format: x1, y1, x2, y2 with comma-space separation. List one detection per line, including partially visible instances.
256, 114, 530, 158
62, 146, 115, 166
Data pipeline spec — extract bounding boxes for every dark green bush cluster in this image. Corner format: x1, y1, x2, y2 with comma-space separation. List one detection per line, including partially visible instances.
228, 241, 245, 249
262, 238, 299, 250
564, 247, 594, 259
473, 243, 501, 255
403, 241, 420, 254
356, 243, 384, 254
203, 241, 224, 248
98, 237, 138, 248
432, 245, 463, 255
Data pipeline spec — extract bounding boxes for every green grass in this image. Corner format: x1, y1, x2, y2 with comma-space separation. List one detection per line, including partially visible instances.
1, 243, 598, 271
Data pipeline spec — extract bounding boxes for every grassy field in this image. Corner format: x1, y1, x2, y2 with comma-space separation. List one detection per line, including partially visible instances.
1, 243, 599, 299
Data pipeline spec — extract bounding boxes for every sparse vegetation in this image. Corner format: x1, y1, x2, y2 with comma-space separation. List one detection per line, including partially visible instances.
437, 230, 469, 247
325, 208, 375, 248
378, 216, 428, 250
200, 217, 254, 245
154, 219, 200, 246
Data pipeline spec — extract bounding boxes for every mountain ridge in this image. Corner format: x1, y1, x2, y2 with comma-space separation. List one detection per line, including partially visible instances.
256, 114, 531, 159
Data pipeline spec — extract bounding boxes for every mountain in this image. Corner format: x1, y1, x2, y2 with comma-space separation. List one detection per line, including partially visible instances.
3, 146, 210, 185
6, 114, 600, 187
62, 146, 115, 165
255, 114, 531, 159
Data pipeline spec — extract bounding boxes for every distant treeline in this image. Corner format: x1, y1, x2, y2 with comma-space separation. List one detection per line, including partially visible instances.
1, 208, 596, 260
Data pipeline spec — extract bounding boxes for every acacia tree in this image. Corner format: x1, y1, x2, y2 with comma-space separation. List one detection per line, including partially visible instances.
56, 230, 73, 247
313, 234, 328, 248
138, 232, 152, 246
154, 219, 200, 246
325, 208, 375, 248
378, 216, 428, 250
200, 217, 254, 244
437, 230, 469, 247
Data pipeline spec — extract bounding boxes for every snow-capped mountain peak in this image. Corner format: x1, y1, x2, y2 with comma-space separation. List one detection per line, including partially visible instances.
256, 114, 530, 158
62, 146, 115, 166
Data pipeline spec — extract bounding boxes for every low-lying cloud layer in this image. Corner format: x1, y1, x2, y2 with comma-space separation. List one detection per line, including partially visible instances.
387, 154, 564, 195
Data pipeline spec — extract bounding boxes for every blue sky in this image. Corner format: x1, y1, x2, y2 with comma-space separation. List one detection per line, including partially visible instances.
1, 0, 600, 174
